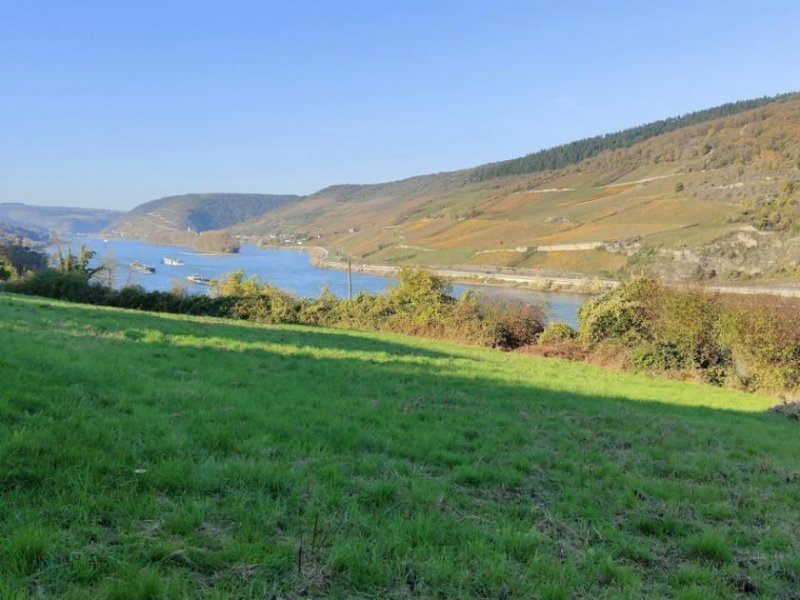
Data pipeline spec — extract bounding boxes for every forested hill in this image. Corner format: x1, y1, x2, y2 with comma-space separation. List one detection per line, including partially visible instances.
472, 93, 798, 181
107, 193, 301, 236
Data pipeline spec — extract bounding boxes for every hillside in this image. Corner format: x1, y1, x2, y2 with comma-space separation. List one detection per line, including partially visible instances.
0, 294, 798, 597
0, 219, 48, 242
472, 94, 791, 181
0, 202, 121, 237
106, 193, 301, 237
238, 94, 800, 284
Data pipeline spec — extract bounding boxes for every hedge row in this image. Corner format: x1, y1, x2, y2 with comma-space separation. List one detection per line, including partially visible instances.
3, 268, 545, 350
9, 268, 797, 395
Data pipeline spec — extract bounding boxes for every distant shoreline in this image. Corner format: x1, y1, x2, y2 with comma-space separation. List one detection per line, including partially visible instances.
109, 237, 800, 299
276, 243, 800, 299
265, 244, 610, 294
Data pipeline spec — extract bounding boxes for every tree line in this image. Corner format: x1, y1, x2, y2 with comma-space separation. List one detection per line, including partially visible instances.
473, 93, 797, 181
0, 239, 48, 281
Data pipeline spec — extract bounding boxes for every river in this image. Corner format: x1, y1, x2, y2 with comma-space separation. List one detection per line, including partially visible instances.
62, 238, 588, 327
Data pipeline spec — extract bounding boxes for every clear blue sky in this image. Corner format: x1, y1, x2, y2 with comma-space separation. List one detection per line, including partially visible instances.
2, 1, 798, 209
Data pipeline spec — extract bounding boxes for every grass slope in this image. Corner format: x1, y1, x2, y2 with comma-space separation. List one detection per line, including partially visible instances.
0, 294, 798, 598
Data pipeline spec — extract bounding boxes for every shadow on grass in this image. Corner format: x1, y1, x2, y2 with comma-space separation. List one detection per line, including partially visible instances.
6, 293, 470, 362
1, 294, 799, 598
2, 292, 791, 426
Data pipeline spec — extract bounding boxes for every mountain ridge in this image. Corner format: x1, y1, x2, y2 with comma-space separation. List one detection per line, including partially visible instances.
235, 92, 800, 284
106, 192, 302, 236
0, 202, 121, 237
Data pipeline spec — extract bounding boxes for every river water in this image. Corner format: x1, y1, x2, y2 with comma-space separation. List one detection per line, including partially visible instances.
63, 238, 587, 326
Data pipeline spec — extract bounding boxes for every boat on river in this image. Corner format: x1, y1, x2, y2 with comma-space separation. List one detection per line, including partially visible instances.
187, 274, 211, 285
130, 260, 156, 274
161, 257, 184, 266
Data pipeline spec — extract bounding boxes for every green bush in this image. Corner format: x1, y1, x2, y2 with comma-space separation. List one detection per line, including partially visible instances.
298, 289, 338, 326
627, 342, 686, 371
644, 288, 729, 380
9, 270, 111, 304
577, 278, 656, 346
5, 270, 234, 317
538, 321, 577, 344
388, 268, 454, 325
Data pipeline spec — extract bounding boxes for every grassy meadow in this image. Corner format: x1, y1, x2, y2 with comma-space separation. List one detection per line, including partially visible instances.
0, 293, 798, 598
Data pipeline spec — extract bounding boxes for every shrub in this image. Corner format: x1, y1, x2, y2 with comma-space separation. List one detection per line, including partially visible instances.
477, 299, 545, 350
213, 270, 301, 323
112, 284, 150, 309
628, 342, 686, 371
7, 270, 110, 304
577, 278, 656, 346
643, 287, 729, 380
228, 289, 300, 323
538, 321, 577, 344
717, 298, 800, 391
388, 268, 454, 325
298, 289, 338, 326
334, 292, 394, 330
578, 279, 800, 394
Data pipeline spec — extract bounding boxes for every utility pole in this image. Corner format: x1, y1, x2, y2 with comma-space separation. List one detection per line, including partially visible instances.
347, 261, 352, 300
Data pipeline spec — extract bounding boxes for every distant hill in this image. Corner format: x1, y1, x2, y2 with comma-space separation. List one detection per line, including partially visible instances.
237, 92, 800, 284
106, 193, 301, 237
0, 203, 121, 236
0, 218, 49, 242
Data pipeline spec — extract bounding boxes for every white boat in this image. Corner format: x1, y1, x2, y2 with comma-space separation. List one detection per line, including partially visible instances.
187, 274, 211, 285
162, 257, 184, 266
130, 260, 156, 274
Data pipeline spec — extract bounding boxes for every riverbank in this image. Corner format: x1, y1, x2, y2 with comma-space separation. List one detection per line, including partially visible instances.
303, 246, 615, 294
301, 245, 800, 299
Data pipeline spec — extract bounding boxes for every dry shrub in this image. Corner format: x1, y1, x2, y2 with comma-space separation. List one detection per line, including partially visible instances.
578, 279, 800, 395
717, 294, 800, 391
585, 344, 630, 371
519, 341, 587, 361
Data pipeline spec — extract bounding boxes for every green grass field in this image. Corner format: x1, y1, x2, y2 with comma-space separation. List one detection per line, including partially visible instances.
1, 293, 798, 598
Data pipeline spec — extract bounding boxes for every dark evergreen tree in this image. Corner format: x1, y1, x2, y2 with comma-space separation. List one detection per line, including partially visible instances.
472, 93, 797, 181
